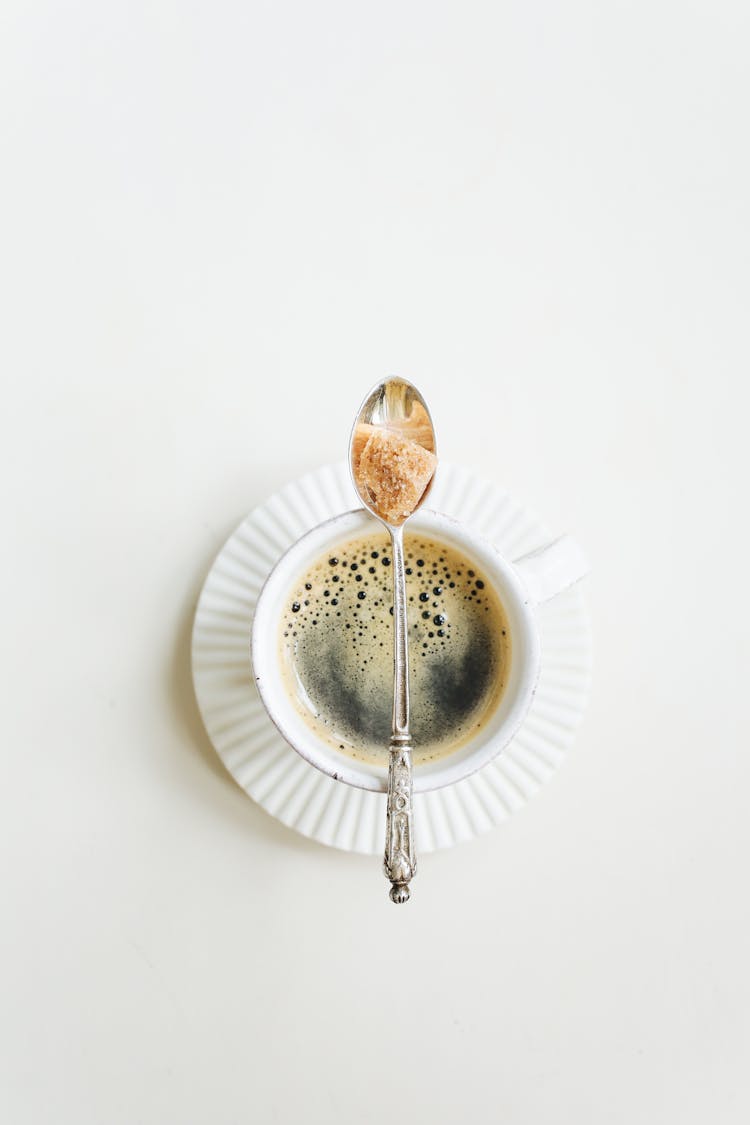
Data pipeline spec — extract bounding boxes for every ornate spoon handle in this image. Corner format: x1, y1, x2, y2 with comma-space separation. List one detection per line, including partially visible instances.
384, 740, 416, 903
384, 526, 417, 903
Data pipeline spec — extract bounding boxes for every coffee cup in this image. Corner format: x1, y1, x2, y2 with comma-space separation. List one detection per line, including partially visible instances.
252, 508, 588, 793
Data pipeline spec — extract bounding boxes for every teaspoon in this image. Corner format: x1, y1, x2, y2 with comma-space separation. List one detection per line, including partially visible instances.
349, 378, 437, 903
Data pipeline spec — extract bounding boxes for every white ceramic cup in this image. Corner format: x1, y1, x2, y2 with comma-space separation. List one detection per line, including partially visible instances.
252, 509, 588, 793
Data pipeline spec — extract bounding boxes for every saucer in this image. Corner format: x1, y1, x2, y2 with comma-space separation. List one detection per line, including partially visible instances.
191, 463, 592, 854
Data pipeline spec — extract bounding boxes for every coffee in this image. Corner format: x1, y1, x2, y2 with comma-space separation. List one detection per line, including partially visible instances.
278, 532, 511, 766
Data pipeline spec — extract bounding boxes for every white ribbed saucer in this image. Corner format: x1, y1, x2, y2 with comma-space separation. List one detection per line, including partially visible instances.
191, 463, 592, 854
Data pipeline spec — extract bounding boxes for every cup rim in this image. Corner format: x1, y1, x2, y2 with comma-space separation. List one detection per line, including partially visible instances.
251, 508, 541, 792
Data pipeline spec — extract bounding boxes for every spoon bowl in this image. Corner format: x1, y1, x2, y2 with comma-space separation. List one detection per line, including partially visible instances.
349, 378, 437, 526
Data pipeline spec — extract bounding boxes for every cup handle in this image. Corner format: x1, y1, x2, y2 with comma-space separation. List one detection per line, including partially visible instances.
512, 534, 589, 605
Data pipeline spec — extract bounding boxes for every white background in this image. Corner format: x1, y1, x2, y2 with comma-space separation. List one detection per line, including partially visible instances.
2, 2, 749, 1122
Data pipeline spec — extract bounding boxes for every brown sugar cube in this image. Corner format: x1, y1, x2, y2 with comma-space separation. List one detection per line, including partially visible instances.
351, 409, 435, 477
357, 428, 437, 525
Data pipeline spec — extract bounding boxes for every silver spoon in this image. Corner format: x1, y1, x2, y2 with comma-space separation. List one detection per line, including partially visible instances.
349, 378, 437, 903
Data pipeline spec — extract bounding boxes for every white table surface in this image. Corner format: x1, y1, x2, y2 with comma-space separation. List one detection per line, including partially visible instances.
2, 3, 749, 1123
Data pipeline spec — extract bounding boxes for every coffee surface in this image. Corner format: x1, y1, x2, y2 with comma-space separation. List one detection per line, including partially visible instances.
278, 532, 511, 766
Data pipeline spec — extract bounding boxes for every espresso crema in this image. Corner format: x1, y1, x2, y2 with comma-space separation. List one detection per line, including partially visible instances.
278, 532, 511, 767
